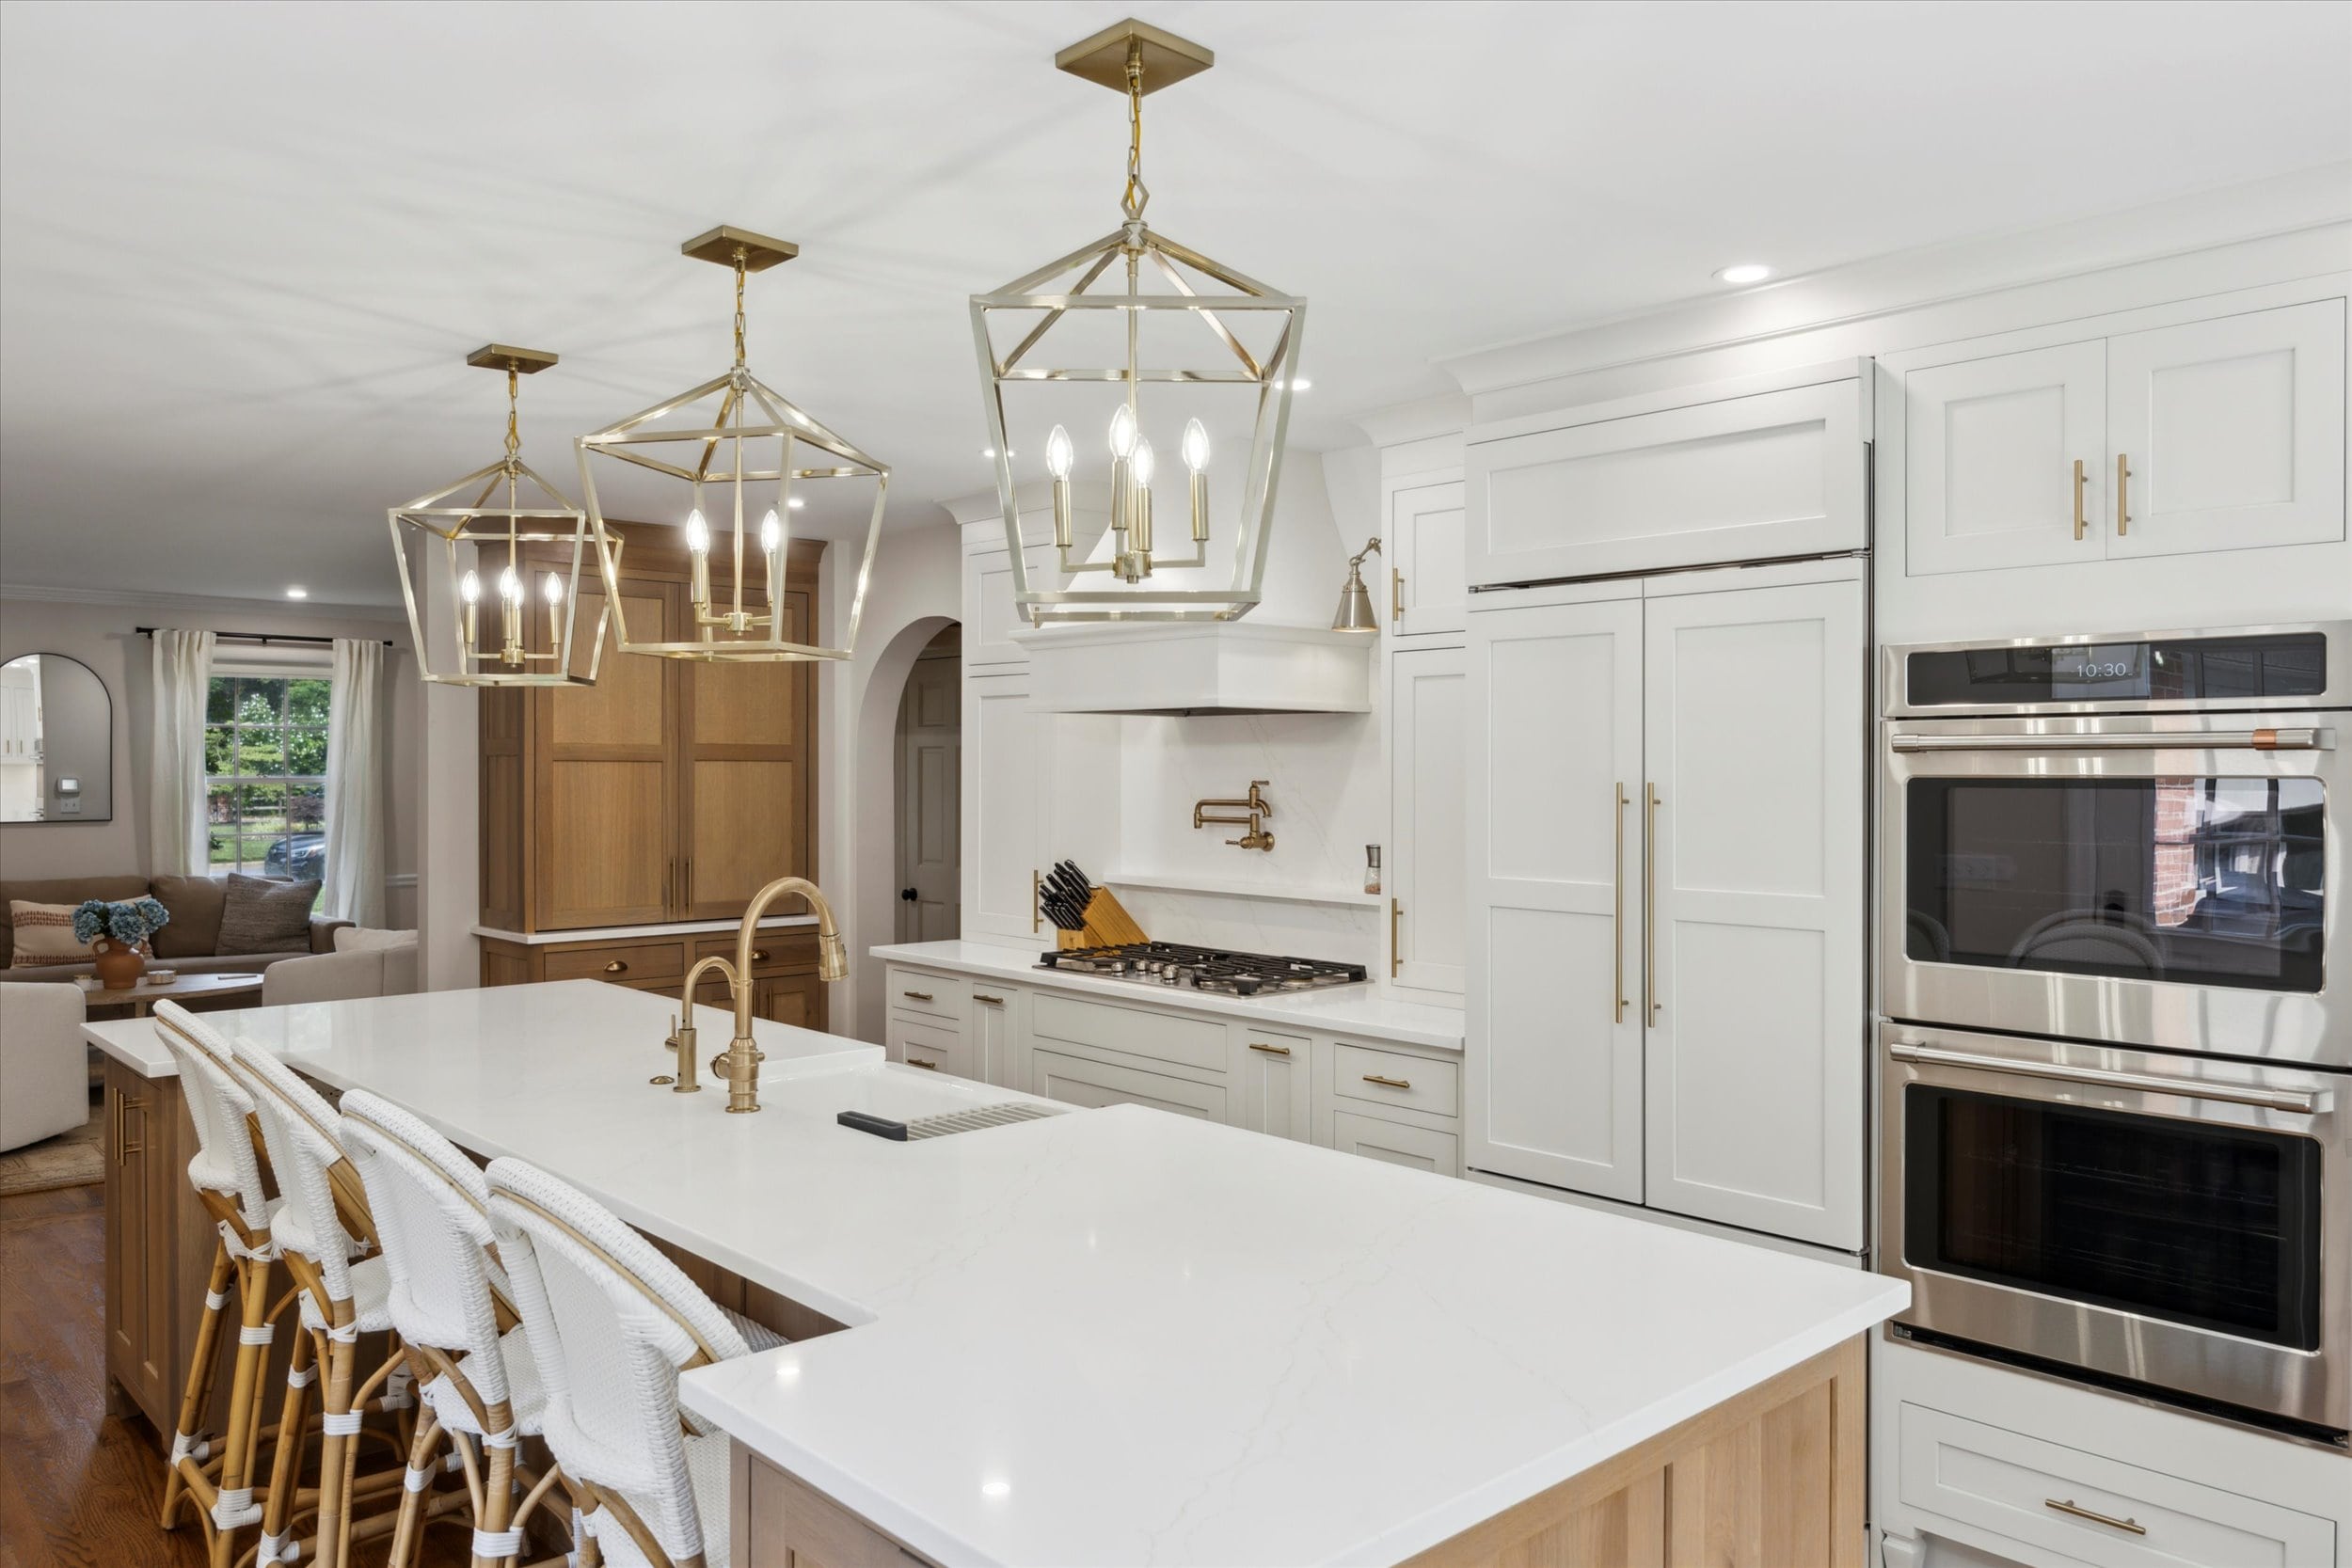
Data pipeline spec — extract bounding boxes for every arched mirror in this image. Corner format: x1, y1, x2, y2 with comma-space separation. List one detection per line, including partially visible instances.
0, 653, 112, 823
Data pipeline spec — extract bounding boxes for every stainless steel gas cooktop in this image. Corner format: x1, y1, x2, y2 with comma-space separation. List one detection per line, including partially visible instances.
1038, 942, 1368, 996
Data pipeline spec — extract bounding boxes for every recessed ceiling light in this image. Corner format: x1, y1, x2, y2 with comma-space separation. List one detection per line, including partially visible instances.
284, 586, 310, 599
980, 1479, 1011, 1499
1713, 263, 1773, 285
787, 496, 806, 510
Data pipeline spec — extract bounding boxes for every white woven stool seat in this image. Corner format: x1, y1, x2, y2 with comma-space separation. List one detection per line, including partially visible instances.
420, 1323, 548, 1437
296, 1253, 395, 1338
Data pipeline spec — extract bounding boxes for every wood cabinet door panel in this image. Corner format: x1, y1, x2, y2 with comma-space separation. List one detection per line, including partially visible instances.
550, 583, 674, 748
1641, 576, 1864, 1250
687, 758, 803, 914
1903, 341, 2106, 577
537, 759, 669, 928
691, 655, 798, 748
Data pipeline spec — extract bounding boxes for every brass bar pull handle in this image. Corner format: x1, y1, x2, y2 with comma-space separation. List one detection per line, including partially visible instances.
2072, 458, 2087, 540
1645, 784, 1661, 1026
1391, 569, 1404, 622
2044, 1499, 2146, 1536
1032, 869, 1041, 933
120, 1095, 147, 1164
1613, 784, 1628, 1023
902, 990, 934, 1003
684, 859, 693, 907
974, 993, 1004, 1006
1248, 1041, 1292, 1056
110, 1087, 120, 1165
2116, 453, 2131, 535
1362, 1074, 1412, 1090
905, 1057, 939, 1070
1389, 897, 1403, 978
604, 959, 628, 974
1889, 1039, 2319, 1114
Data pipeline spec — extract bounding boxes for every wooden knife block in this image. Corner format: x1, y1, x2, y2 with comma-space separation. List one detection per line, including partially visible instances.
1055, 887, 1148, 949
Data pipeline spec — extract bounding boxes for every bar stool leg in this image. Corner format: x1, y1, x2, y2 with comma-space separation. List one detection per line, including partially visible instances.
254, 1315, 317, 1567
159, 1238, 234, 1528
204, 1252, 276, 1568
312, 1310, 360, 1568
387, 1409, 448, 1568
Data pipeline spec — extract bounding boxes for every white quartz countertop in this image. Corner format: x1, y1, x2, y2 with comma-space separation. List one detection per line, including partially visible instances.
88, 982, 1904, 1566
471, 914, 817, 946
872, 940, 1467, 1052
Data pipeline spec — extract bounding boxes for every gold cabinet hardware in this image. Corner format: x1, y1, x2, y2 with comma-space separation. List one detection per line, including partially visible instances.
749, 949, 770, 963
1391, 568, 1404, 622
1645, 784, 1661, 1025
1390, 896, 1404, 978
1031, 868, 1041, 933
1362, 1073, 1411, 1089
975, 992, 1004, 1006
2043, 1498, 2145, 1536
604, 959, 628, 974
2072, 458, 2087, 540
905, 1056, 939, 1070
1248, 1041, 1292, 1056
2116, 452, 2131, 535
108, 1087, 119, 1164
902, 990, 934, 1003
1613, 784, 1629, 1022
117, 1093, 146, 1166
684, 858, 693, 908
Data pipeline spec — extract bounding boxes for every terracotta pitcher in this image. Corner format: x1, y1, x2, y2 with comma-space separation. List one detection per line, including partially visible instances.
90, 935, 147, 990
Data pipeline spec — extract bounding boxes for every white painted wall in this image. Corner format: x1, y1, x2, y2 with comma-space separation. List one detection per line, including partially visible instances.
0, 593, 421, 927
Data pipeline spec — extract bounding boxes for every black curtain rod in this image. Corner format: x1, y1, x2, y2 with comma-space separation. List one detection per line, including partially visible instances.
135, 627, 393, 648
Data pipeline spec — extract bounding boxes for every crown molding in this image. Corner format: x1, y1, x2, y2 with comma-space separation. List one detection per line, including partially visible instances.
0, 581, 405, 624
1346, 391, 1472, 451
1438, 162, 2352, 400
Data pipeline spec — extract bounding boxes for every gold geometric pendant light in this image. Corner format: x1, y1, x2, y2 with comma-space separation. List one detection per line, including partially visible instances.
971, 19, 1306, 625
389, 345, 611, 687
577, 226, 889, 662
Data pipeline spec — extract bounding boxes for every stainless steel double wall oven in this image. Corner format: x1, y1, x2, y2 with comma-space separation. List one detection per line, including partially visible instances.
1878, 623, 2348, 1440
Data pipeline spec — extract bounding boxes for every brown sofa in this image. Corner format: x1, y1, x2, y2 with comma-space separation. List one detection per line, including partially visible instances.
2, 874, 350, 983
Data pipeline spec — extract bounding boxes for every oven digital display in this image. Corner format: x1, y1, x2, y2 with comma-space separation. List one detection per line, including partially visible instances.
1906, 631, 2327, 707
2047, 643, 2144, 684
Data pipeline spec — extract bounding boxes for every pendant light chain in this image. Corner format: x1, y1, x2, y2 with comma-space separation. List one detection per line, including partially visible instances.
1120, 43, 1150, 223
732, 250, 749, 370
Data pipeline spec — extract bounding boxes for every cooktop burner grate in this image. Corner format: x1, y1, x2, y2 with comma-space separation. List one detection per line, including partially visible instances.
1037, 942, 1369, 995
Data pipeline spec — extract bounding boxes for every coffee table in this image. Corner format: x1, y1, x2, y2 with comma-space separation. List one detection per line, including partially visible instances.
77, 971, 266, 1018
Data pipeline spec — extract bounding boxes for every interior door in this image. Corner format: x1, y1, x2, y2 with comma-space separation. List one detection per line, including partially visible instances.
1902, 340, 2106, 577
536, 576, 678, 928
678, 578, 812, 920
2106, 298, 2346, 560
1390, 477, 1468, 636
962, 674, 1046, 942
896, 651, 962, 943
1389, 644, 1466, 996
1465, 593, 1645, 1200
1641, 573, 1866, 1249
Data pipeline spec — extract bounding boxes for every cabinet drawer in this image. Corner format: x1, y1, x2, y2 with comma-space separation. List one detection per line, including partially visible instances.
1898, 1402, 2335, 1568
694, 930, 816, 974
889, 1015, 975, 1082
1031, 990, 1226, 1073
1329, 1111, 1459, 1176
885, 966, 969, 1022
545, 940, 686, 984
1031, 1048, 1226, 1121
1332, 1042, 1459, 1117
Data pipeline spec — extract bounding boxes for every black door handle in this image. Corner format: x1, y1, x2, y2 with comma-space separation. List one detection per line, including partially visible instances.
899, 887, 917, 902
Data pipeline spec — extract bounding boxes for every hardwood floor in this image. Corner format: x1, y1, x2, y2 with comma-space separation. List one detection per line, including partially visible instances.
0, 1186, 465, 1568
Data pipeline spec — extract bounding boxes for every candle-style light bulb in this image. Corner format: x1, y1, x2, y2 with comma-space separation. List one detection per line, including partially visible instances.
459, 569, 481, 659
1183, 418, 1212, 544
684, 509, 710, 554
496, 567, 522, 664
1181, 419, 1209, 474
760, 508, 782, 554
1045, 423, 1075, 548
1107, 405, 1136, 459
498, 567, 522, 604
1106, 405, 1136, 536
541, 572, 564, 659
541, 572, 564, 605
683, 507, 711, 610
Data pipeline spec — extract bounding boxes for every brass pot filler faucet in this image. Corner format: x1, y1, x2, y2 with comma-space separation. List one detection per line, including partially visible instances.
1194, 780, 1275, 852
659, 875, 848, 1113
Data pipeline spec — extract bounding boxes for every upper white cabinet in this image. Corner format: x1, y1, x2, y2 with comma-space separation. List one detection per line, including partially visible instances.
1899, 297, 2345, 578
2106, 299, 2345, 560
1903, 340, 2105, 576
1387, 644, 1466, 998
1466, 374, 1867, 588
1386, 475, 1467, 635
1465, 563, 1867, 1251
961, 674, 1051, 942
963, 537, 1055, 668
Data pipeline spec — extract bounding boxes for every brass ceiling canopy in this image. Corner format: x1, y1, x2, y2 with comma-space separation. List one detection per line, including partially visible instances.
577, 226, 888, 662
970, 19, 1304, 625
389, 346, 610, 688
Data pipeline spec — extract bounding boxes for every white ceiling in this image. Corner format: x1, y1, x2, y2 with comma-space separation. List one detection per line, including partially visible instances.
3, 0, 2347, 607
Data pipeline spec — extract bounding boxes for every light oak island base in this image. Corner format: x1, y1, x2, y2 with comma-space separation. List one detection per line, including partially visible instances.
729, 1334, 1866, 1568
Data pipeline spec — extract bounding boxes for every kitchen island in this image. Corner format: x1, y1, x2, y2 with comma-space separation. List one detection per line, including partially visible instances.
88, 981, 1905, 1567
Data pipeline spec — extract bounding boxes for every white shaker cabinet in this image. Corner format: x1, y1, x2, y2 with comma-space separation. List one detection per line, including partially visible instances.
969, 981, 1025, 1089
961, 675, 1051, 942
1902, 340, 2106, 577
1228, 1026, 1311, 1143
1464, 591, 1646, 1203
963, 539, 1057, 668
1386, 476, 1467, 636
1639, 575, 1865, 1249
2106, 298, 2345, 560
1387, 644, 1467, 999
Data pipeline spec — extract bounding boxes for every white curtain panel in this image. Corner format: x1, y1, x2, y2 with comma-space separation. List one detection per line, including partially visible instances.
320, 638, 386, 925
148, 627, 215, 876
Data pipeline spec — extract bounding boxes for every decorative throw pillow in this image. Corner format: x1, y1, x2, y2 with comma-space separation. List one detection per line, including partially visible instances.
333, 926, 418, 954
149, 874, 229, 958
9, 900, 97, 967
215, 874, 318, 957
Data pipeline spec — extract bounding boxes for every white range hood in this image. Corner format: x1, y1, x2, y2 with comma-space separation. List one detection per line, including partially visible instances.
1012, 622, 1374, 716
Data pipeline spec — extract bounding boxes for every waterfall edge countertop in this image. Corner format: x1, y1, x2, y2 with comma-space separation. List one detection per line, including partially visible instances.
873, 938, 1469, 1051
85, 981, 1904, 1567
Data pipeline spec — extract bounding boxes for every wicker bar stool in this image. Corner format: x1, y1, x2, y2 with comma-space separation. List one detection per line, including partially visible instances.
229, 1036, 418, 1568
149, 1001, 295, 1568
338, 1089, 592, 1568
485, 1159, 786, 1568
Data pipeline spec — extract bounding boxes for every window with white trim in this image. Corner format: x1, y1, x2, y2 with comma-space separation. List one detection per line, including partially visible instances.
204, 672, 330, 879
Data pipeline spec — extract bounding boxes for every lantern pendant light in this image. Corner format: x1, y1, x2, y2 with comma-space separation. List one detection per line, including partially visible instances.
972, 19, 1306, 624
578, 226, 889, 662
389, 345, 611, 687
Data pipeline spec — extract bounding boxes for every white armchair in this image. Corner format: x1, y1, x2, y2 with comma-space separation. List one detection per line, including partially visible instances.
260, 941, 419, 1006
1, 982, 90, 1152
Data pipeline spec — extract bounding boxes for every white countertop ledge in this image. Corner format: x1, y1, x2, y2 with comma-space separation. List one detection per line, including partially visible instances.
473, 914, 818, 945
85, 983, 1903, 1567
873, 939, 1467, 1051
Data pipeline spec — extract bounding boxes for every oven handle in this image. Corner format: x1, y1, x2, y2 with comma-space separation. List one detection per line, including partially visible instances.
1888, 1040, 2321, 1114
1889, 728, 2323, 753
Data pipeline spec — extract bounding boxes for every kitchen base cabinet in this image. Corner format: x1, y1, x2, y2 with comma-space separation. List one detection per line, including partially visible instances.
736, 1445, 943, 1568
1229, 1026, 1311, 1141
1030, 1046, 1227, 1121
482, 929, 828, 1035
1328, 1110, 1459, 1176
968, 981, 1024, 1087
887, 1013, 973, 1079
